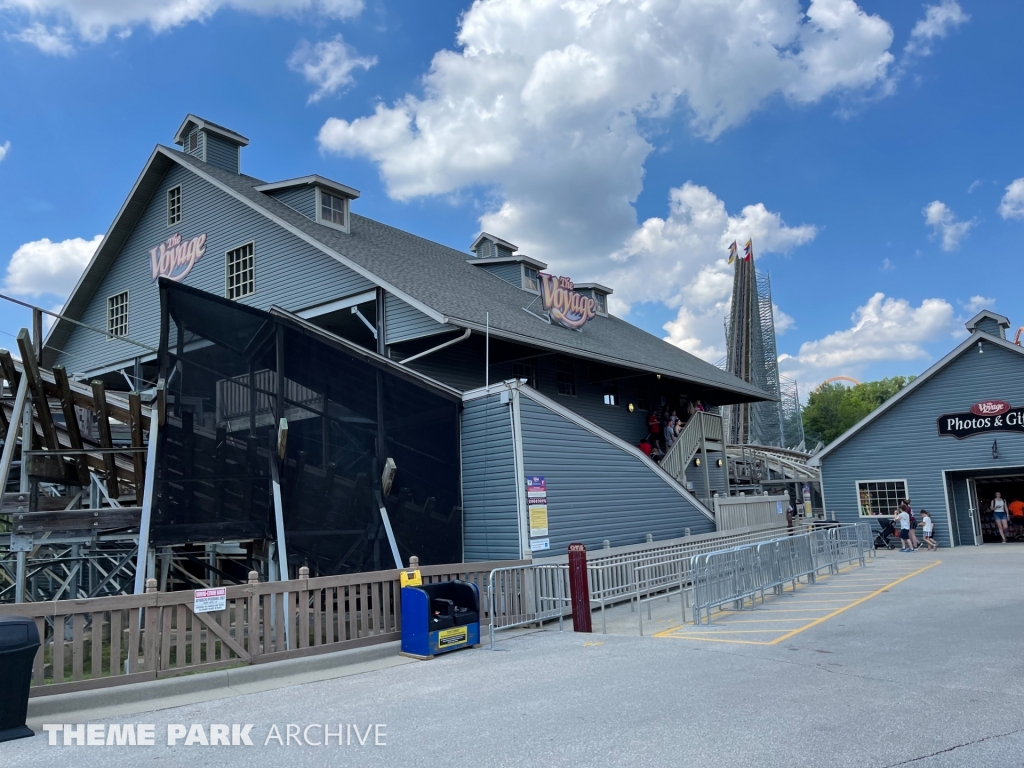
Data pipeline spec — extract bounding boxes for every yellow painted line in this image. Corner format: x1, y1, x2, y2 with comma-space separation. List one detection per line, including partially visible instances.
767, 561, 940, 644
664, 628, 793, 634
714, 618, 818, 623
719, 608, 833, 613
654, 560, 940, 644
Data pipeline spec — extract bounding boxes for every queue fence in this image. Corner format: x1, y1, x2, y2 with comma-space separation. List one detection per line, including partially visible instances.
486, 564, 568, 649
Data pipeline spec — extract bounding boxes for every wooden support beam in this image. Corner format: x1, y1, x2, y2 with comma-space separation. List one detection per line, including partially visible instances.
90, 380, 120, 498
12, 507, 142, 533
128, 392, 146, 500
0, 349, 20, 390
16, 329, 61, 453
53, 366, 91, 486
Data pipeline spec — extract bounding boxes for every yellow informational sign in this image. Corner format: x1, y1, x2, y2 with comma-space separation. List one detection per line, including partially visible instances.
400, 569, 422, 587
437, 626, 468, 647
529, 505, 549, 537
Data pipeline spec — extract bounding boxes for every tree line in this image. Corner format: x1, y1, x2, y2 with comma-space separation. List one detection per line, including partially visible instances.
802, 376, 916, 446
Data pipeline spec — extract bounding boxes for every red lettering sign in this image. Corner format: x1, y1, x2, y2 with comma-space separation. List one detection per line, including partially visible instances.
970, 400, 1011, 416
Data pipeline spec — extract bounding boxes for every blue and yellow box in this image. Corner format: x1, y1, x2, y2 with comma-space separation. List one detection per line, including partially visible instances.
399, 579, 481, 659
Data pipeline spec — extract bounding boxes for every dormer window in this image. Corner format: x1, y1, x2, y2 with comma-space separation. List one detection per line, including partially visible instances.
594, 292, 607, 314
317, 188, 350, 232
523, 267, 540, 293
189, 132, 198, 152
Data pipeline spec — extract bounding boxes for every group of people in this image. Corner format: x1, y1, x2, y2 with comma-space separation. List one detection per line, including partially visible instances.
894, 499, 936, 552
637, 401, 708, 462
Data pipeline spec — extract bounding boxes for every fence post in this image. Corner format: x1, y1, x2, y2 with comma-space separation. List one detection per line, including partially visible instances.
567, 543, 592, 633
143, 578, 159, 673
247, 570, 261, 660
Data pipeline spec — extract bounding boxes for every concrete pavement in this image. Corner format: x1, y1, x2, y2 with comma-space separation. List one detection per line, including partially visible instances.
4, 546, 1023, 767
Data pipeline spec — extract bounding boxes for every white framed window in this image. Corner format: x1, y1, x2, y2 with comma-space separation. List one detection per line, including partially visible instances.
594, 292, 607, 314
189, 131, 199, 152
107, 291, 129, 339
316, 188, 349, 232
603, 384, 619, 406
855, 480, 909, 518
556, 356, 576, 397
167, 185, 182, 226
512, 359, 537, 388
523, 266, 540, 293
226, 242, 255, 300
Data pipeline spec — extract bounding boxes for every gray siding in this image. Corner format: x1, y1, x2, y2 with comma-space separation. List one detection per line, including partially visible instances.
269, 187, 316, 220
518, 393, 713, 553
55, 163, 374, 376
384, 292, 449, 345
204, 133, 239, 174
475, 261, 522, 287
974, 317, 1005, 339
461, 396, 521, 561
820, 341, 1024, 548
495, 245, 514, 259
684, 452, 727, 499
186, 130, 204, 161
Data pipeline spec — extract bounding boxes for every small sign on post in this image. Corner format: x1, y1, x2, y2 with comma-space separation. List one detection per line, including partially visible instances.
567, 542, 592, 633
193, 587, 227, 614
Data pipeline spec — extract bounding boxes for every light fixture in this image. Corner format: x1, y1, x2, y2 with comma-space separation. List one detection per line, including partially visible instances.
993, 440, 999, 459
656, 374, 661, 379
628, 403, 635, 413
695, 458, 701, 467
979, 341, 984, 354
717, 458, 723, 467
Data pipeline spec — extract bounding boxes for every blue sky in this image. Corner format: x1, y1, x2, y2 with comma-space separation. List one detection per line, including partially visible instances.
0, 0, 1021, 398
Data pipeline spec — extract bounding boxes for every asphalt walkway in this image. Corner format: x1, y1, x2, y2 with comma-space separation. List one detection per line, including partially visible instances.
5, 546, 1024, 767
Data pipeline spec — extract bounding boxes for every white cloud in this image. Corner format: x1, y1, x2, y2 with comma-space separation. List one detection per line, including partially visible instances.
0, 140, 9, 163
962, 295, 995, 314
288, 35, 376, 104
904, 0, 969, 59
773, 304, 795, 335
594, 183, 815, 361
998, 178, 1024, 220
778, 293, 955, 389
967, 179, 983, 194
5, 21, 73, 55
318, 0, 893, 277
922, 200, 975, 251
2, 0, 364, 53
3, 235, 101, 298
881, 257, 894, 272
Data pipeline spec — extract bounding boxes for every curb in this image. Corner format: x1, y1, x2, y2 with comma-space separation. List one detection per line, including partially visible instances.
28, 640, 402, 721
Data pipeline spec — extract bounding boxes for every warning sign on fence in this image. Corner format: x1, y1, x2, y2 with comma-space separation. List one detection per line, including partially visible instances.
194, 587, 227, 614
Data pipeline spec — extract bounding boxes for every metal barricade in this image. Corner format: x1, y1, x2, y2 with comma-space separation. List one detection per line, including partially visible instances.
691, 545, 764, 626
828, 525, 866, 569
487, 564, 568, 648
633, 557, 690, 636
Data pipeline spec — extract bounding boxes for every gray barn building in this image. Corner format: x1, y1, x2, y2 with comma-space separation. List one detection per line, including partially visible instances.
810, 311, 1024, 548
44, 114, 771, 568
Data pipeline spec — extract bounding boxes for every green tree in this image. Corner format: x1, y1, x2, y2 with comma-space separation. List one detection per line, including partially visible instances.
802, 376, 915, 446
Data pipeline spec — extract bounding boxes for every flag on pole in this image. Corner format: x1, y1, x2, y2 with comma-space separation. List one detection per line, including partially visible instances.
743, 239, 753, 261
727, 241, 738, 264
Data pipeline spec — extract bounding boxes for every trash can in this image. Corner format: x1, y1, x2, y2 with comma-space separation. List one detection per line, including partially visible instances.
400, 581, 480, 659
0, 617, 40, 742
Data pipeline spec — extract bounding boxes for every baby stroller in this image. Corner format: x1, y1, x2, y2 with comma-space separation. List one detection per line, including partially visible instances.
874, 518, 896, 550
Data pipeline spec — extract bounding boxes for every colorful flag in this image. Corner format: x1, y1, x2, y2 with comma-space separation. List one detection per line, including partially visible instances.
743, 239, 753, 261
727, 241, 738, 264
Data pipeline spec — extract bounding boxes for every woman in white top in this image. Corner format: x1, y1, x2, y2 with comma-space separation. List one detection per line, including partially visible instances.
991, 492, 1009, 543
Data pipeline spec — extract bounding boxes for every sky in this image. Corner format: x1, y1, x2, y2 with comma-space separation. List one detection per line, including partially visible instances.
0, 0, 1021, 400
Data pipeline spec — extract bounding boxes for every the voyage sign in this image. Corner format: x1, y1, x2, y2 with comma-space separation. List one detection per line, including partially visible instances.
539, 273, 596, 330
937, 400, 1024, 439
150, 233, 207, 282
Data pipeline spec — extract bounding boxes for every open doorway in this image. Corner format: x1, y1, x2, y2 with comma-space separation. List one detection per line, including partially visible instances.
971, 474, 1024, 543
947, 468, 1024, 546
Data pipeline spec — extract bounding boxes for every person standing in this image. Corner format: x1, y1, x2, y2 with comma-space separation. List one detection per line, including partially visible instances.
895, 506, 912, 552
647, 408, 663, 453
991, 492, 1009, 543
903, 500, 920, 550
921, 511, 937, 551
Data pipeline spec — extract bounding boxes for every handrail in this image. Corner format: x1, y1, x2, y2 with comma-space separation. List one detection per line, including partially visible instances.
661, 411, 723, 482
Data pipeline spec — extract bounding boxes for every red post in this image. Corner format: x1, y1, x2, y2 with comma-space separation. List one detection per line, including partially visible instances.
567, 542, 592, 633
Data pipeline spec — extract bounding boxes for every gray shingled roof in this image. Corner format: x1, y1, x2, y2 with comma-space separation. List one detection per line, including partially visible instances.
65, 146, 771, 402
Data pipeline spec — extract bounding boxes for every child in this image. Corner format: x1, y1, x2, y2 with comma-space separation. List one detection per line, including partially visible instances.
921, 510, 937, 551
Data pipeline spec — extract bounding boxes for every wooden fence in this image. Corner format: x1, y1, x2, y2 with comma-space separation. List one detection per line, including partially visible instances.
0, 559, 525, 698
